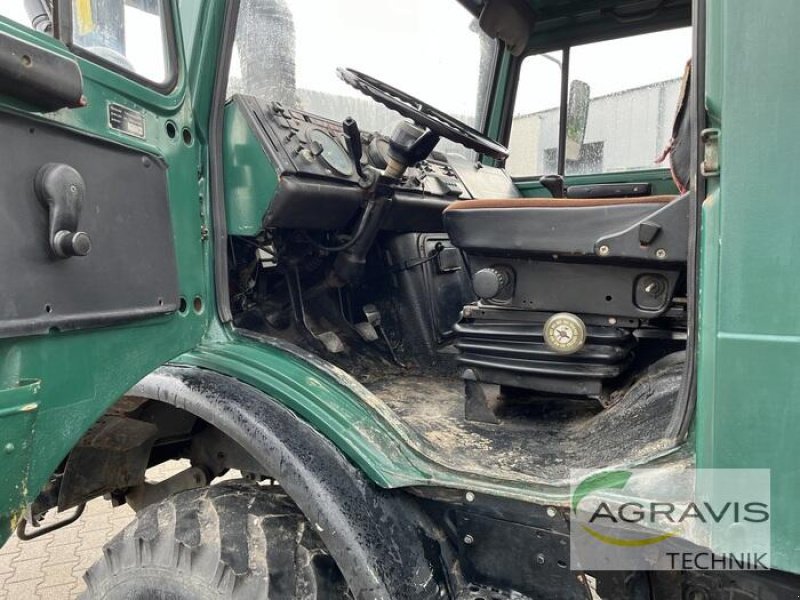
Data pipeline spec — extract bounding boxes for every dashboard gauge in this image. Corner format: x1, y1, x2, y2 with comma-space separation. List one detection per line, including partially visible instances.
307, 129, 354, 177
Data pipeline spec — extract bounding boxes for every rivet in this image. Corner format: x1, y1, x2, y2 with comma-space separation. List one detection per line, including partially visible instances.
465, 491, 475, 503
597, 245, 610, 256
464, 534, 474, 545
656, 248, 667, 259
546, 506, 557, 518
4, 443, 15, 454
608, 317, 617, 325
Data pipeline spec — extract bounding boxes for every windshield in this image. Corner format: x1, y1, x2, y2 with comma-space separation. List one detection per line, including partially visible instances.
228, 0, 496, 156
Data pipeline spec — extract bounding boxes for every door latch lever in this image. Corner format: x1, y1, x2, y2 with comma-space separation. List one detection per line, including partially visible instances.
34, 163, 91, 258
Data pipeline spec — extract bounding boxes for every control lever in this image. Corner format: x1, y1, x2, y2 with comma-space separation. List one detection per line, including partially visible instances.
539, 174, 565, 198
34, 163, 92, 258
385, 121, 440, 179
342, 117, 365, 179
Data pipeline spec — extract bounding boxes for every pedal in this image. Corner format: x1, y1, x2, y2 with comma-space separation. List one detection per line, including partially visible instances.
354, 321, 379, 342
315, 331, 345, 354
354, 304, 381, 342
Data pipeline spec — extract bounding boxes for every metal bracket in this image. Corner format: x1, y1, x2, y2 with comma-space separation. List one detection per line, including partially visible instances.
701, 128, 721, 177
16, 503, 85, 541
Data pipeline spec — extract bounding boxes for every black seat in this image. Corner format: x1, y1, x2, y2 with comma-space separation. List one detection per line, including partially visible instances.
442, 62, 693, 410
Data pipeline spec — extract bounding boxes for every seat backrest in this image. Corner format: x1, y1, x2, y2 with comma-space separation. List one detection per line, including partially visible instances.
659, 60, 693, 194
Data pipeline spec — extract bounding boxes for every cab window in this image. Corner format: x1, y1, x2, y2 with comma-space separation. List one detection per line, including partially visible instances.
0, 0, 175, 88
507, 27, 692, 178
70, 0, 175, 87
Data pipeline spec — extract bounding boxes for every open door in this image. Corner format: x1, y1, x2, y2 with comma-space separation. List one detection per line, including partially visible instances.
0, 0, 209, 537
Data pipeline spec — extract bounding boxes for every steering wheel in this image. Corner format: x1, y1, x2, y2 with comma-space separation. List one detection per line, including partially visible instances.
337, 68, 509, 160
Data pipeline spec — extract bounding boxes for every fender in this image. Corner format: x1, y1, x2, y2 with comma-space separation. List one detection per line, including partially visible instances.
132, 364, 449, 600
176, 331, 571, 505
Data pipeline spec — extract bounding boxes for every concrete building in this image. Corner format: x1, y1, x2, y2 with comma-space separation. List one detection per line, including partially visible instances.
506, 78, 682, 177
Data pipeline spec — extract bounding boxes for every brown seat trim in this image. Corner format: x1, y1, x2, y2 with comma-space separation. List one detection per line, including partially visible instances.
443, 195, 676, 211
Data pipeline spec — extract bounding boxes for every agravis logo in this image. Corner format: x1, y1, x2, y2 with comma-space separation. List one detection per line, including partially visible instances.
571, 470, 677, 547
570, 468, 771, 571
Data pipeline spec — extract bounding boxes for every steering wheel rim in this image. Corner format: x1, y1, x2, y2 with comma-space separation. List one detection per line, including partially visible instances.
337, 67, 509, 160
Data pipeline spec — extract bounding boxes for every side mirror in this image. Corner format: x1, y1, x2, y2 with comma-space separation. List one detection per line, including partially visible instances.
565, 80, 590, 162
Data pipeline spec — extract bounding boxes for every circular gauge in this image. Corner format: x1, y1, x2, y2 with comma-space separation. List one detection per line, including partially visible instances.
307, 129, 354, 177
543, 312, 587, 355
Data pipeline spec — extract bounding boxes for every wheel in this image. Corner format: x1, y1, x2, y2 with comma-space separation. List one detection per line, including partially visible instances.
337, 67, 509, 160
80, 481, 350, 599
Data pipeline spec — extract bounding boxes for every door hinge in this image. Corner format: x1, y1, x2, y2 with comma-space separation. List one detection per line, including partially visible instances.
701, 128, 721, 177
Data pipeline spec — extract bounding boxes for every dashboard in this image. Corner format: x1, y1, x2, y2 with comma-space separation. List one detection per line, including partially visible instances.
225, 94, 519, 233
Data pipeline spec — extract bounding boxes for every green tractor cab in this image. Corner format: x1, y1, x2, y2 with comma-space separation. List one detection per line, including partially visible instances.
0, 0, 798, 598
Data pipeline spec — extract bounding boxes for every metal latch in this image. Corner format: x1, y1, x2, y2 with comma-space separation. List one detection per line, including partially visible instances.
701, 128, 721, 177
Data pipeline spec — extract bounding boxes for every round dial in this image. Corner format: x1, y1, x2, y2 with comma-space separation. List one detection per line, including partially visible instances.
543, 313, 587, 355
307, 129, 354, 177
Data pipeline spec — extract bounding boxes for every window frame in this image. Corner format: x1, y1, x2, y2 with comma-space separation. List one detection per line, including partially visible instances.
503, 24, 691, 181
55, 0, 180, 94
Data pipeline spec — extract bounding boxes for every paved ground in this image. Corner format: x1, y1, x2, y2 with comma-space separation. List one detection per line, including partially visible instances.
0, 461, 189, 599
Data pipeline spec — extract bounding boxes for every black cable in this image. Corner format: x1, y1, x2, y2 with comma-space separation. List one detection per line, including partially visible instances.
301, 200, 377, 252
388, 243, 444, 273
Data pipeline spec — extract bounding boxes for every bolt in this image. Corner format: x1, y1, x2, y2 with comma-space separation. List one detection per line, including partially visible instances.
463, 534, 474, 545
546, 506, 557, 518
3, 443, 14, 454
535, 553, 546, 565
597, 245, 610, 256
465, 491, 475, 503
656, 248, 667, 259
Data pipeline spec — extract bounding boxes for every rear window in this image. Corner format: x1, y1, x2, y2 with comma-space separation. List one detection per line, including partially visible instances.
507, 28, 692, 177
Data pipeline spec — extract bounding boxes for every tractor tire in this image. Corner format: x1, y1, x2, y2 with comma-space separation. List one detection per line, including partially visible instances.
80, 481, 350, 599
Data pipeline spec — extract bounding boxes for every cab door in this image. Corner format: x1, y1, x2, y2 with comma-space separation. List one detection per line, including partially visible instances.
0, 0, 210, 535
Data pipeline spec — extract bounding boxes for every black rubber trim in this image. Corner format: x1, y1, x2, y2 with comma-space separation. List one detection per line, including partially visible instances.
132, 366, 449, 600
210, 0, 240, 325
0, 30, 84, 111
670, 0, 705, 440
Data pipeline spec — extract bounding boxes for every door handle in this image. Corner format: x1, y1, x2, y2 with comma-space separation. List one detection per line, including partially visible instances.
34, 163, 92, 258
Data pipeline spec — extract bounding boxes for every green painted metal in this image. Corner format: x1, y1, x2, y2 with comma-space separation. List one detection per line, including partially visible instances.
223, 102, 279, 236
0, 0, 228, 545
484, 49, 514, 151
176, 330, 574, 506
696, 0, 800, 574
0, 377, 39, 541
1, 0, 798, 578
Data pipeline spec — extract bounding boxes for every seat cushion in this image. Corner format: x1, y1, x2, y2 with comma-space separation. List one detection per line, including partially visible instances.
443, 196, 676, 256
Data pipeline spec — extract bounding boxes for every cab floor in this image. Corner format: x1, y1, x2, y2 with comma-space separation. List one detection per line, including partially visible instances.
369, 365, 682, 485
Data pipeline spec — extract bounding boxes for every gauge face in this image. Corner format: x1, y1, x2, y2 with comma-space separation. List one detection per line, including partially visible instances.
308, 129, 354, 177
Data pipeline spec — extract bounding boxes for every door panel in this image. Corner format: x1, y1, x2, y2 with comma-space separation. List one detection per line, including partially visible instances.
0, 110, 179, 338
0, 5, 212, 536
